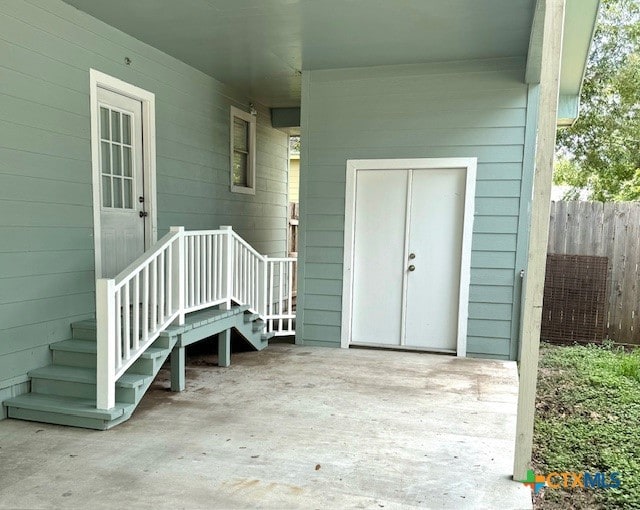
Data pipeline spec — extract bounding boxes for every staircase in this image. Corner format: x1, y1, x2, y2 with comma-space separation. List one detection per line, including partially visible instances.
4, 305, 271, 430
2, 226, 295, 430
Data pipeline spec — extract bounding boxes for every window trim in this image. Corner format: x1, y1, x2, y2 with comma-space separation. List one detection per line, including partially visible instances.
230, 106, 256, 195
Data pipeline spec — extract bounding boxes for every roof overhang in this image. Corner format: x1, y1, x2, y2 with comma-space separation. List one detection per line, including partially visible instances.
526, 0, 600, 126
63, 0, 598, 126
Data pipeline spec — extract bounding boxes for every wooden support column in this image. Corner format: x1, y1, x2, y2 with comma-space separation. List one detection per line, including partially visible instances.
170, 343, 185, 392
513, 0, 566, 481
218, 330, 231, 367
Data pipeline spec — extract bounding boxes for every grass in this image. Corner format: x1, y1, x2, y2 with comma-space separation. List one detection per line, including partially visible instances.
532, 343, 640, 509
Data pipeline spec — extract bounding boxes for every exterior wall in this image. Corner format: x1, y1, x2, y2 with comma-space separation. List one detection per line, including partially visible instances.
0, 0, 288, 411
297, 58, 536, 360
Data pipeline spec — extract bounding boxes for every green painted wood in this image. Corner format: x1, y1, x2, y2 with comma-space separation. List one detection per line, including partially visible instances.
6, 407, 109, 430
304, 310, 341, 327
297, 59, 530, 359
0, 380, 30, 420
475, 180, 522, 198
469, 285, 514, 304
0, 293, 95, 330
468, 319, 512, 339
0, 0, 288, 394
467, 337, 512, 356
470, 269, 515, 287
471, 252, 516, 269
170, 346, 186, 392
0, 271, 94, 306
472, 234, 518, 252
5, 393, 129, 420
468, 303, 513, 321
473, 216, 519, 234
218, 330, 231, 368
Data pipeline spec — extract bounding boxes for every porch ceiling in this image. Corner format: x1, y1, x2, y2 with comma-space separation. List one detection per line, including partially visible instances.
63, 0, 536, 107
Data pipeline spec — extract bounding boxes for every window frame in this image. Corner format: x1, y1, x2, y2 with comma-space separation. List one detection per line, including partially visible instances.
230, 106, 257, 195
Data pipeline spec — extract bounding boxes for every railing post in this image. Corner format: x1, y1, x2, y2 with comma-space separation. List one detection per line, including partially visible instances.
170, 226, 185, 326
96, 278, 116, 410
221, 226, 234, 307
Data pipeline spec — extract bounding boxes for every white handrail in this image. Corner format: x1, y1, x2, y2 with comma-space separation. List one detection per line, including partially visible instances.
96, 226, 296, 410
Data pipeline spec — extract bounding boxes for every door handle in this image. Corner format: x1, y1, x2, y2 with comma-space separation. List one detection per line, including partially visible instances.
139, 211, 148, 218
409, 253, 416, 260
408, 265, 416, 272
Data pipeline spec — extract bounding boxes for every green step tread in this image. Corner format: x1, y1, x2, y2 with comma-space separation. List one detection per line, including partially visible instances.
51, 339, 169, 359
3, 393, 133, 421
29, 365, 150, 389
160, 305, 249, 336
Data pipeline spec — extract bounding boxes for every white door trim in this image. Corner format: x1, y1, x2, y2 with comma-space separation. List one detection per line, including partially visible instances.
90, 69, 157, 278
340, 157, 477, 356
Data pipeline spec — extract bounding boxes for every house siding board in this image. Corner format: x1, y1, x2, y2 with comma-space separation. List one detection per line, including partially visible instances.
0, 0, 288, 414
298, 59, 530, 359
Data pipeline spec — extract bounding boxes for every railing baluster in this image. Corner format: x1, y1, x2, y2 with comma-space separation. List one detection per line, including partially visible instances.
189, 236, 195, 307
213, 234, 222, 300
288, 260, 293, 316
269, 261, 274, 332
142, 265, 149, 343
195, 236, 201, 307
278, 261, 284, 332
115, 289, 122, 368
206, 235, 212, 303
166, 246, 172, 317
133, 273, 140, 351
151, 258, 158, 330
123, 281, 131, 360
200, 235, 206, 304
158, 250, 165, 324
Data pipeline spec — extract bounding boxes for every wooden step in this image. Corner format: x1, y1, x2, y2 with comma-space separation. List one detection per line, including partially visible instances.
29, 365, 150, 403
243, 312, 260, 323
51, 339, 169, 368
4, 393, 133, 421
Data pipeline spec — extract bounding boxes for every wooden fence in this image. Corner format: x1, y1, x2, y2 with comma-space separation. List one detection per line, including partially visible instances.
547, 201, 640, 344
288, 202, 299, 257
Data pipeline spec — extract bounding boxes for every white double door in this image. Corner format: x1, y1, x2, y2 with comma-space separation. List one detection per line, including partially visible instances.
350, 168, 466, 352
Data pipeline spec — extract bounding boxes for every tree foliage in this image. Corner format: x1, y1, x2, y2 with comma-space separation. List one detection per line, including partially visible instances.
555, 0, 640, 202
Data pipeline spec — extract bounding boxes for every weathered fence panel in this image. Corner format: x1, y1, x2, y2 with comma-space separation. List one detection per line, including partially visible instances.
288, 202, 299, 258
547, 201, 640, 344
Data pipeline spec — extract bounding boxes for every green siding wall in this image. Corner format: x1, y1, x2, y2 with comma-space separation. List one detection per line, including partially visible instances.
0, 0, 288, 404
297, 58, 534, 360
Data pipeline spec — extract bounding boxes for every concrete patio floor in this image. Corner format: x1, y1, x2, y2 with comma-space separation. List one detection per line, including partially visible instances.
0, 343, 532, 509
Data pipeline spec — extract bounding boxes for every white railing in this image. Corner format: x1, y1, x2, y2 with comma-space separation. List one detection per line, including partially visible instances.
266, 258, 297, 336
96, 226, 296, 409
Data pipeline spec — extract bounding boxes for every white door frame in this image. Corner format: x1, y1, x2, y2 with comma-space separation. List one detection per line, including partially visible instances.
340, 158, 477, 356
89, 69, 157, 278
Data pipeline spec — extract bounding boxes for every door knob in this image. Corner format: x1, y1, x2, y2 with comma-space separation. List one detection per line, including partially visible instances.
408, 265, 416, 272
139, 211, 148, 218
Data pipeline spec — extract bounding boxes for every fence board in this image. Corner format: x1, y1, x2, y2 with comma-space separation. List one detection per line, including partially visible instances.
547, 201, 640, 344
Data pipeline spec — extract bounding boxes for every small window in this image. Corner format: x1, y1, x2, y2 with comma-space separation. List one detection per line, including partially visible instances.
230, 106, 256, 194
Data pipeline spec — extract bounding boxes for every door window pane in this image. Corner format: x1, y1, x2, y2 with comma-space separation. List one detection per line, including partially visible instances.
111, 111, 121, 142
101, 142, 111, 174
113, 178, 123, 208
112, 145, 122, 175
102, 176, 112, 207
122, 114, 131, 145
123, 179, 133, 209
100, 107, 110, 140
122, 146, 132, 177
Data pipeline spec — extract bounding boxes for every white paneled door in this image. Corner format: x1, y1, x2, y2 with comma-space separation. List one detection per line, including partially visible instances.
97, 88, 146, 278
350, 165, 468, 352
